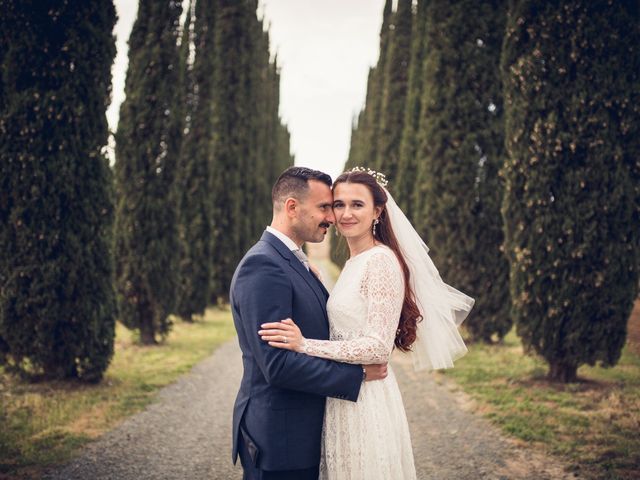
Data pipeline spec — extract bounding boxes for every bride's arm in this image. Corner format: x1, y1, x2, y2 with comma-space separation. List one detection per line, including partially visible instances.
259, 252, 404, 364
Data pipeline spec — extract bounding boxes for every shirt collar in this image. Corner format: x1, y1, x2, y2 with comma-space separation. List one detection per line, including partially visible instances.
266, 226, 300, 252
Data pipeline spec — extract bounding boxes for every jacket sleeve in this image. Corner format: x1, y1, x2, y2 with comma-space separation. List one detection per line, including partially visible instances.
301, 252, 404, 364
232, 253, 363, 402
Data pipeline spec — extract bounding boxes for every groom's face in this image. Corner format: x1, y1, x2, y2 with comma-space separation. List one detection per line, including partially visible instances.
293, 180, 335, 243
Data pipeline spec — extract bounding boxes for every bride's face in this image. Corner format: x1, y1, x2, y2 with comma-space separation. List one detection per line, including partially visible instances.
332, 182, 381, 240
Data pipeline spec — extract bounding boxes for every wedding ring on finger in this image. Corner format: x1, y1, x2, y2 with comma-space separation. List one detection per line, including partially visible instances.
282, 335, 288, 344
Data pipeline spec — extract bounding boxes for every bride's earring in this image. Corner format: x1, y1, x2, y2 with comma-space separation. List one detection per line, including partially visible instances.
372, 218, 379, 237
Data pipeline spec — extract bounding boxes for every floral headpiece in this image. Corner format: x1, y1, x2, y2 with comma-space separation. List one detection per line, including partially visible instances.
348, 166, 388, 188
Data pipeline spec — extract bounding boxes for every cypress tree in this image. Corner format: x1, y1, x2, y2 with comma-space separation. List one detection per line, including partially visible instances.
261, 54, 288, 223
168, 4, 188, 232
346, 68, 375, 170
396, 0, 429, 219
501, 1, 640, 381
209, 0, 255, 301
175, 0, 215, 321
344, 111, 361, 170
275, 119, 294, 174
344, 0, 393, 173
252, 25, 268, 237
376, 0, 413, 181
413, 0, 511, 342
270, 57, 294, 177
247, 8, 271, 241
114, 0, 182, 344
268, 59, 282, 179
334, 1, 394, 269
0, 0, 117, 381
246, 11, 295, 245
362, 0, 393, 169
238, 2, 259, 252
333, 114, 363, 268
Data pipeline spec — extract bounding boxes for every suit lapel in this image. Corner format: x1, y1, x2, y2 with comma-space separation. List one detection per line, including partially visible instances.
260, 232, 329, 321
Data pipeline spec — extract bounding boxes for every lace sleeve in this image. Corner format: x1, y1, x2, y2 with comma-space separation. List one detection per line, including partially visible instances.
302, 251, 404, 364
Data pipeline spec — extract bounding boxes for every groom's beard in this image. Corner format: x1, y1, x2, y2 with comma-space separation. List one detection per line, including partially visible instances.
319, 222, 331, 229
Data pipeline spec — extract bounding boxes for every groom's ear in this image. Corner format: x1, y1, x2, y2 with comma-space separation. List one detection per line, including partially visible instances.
284, 197, 298, 218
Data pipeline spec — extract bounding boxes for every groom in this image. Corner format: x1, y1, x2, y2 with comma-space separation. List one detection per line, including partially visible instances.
230, 166, 387, 479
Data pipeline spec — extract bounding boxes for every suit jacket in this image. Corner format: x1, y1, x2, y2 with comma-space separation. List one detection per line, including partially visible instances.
230, 231, 362, 471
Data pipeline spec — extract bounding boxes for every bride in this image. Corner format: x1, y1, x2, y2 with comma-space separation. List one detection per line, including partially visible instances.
258, 167, 474, 479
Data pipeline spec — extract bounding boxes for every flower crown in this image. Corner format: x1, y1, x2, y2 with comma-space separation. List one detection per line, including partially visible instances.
348, 166, 388, 188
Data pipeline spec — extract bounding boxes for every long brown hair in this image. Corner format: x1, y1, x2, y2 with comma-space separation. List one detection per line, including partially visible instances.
333, 171, 422, 352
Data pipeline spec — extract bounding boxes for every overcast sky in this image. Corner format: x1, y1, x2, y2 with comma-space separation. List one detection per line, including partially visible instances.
108, 0, 385, 181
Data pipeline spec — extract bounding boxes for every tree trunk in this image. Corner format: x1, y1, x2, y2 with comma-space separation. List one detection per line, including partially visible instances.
139, 303, 157, 345
548, 361, 577, 383
139, 322, 156, 345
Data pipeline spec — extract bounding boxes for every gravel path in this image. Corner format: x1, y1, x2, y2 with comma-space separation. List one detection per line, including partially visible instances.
44, 338, 577, 480
43, 340, 244, 480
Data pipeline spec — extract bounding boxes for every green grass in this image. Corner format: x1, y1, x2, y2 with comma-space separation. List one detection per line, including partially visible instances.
441, 329, 640, 480
0, 307, 236, 478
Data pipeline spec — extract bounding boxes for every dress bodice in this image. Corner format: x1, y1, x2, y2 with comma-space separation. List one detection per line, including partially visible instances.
302, 245, 405, 364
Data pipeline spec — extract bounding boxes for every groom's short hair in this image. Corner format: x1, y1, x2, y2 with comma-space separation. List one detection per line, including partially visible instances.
272, 166, 332, 210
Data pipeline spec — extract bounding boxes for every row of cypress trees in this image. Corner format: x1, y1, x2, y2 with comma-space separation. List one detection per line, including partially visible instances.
336, 0, 511, 342
112, 0, 293, 345
337, 0, 639, 382
0, 0, 292, 380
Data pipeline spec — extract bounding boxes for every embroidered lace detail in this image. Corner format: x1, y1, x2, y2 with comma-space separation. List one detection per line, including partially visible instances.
302, 249, 404, 364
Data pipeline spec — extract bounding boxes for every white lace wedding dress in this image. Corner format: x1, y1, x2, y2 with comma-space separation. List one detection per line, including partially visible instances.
302, 245, 417, 480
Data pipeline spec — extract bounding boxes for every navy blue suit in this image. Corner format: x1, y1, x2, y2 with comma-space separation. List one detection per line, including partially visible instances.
230, 231, 362, 477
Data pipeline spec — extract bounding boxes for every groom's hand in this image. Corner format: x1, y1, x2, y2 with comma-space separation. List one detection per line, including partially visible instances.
363, 363, 388, 381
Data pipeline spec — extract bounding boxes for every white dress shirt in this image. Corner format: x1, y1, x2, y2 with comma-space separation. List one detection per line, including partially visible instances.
266, 226, 299, 251
265, 226, 311, 272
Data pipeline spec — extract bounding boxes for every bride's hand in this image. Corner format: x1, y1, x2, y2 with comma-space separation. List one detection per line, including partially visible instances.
258, 318, 305, 352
